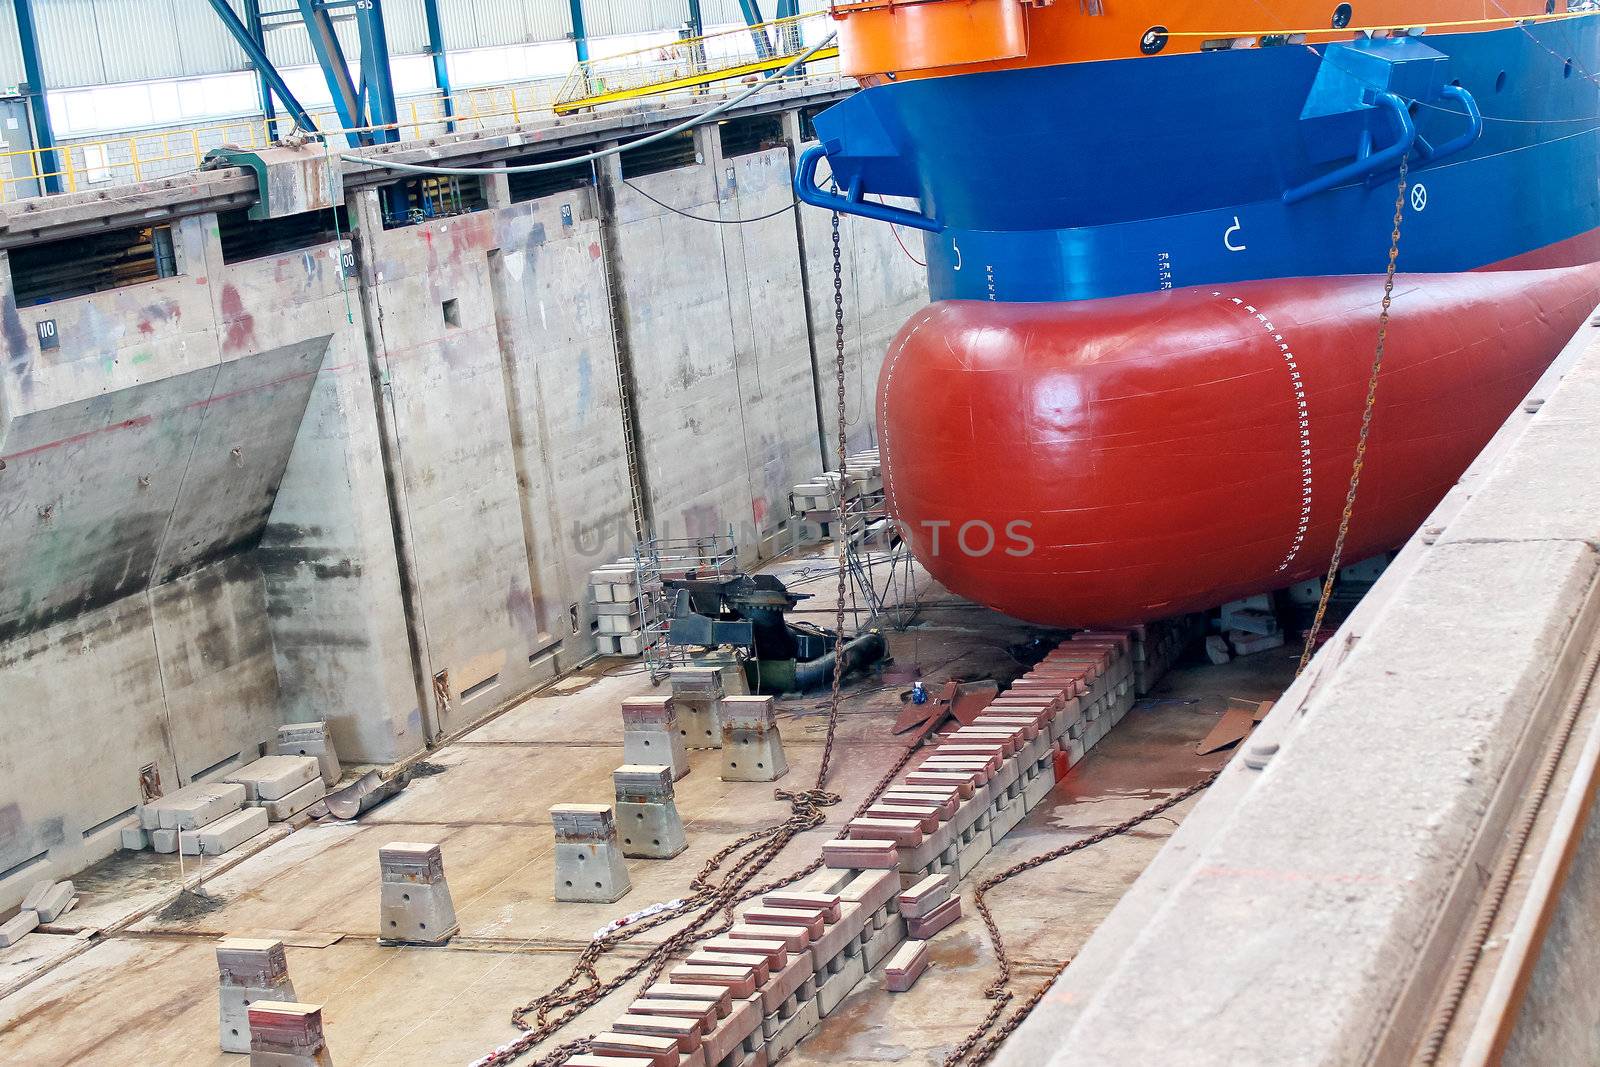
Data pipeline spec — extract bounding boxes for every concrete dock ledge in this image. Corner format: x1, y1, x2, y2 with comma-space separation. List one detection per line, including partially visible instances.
1002, 321, 1600, 1065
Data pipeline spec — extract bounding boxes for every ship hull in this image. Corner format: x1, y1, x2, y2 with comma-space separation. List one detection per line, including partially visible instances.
880, 264, 1600, 626
806, 12, 1600, 624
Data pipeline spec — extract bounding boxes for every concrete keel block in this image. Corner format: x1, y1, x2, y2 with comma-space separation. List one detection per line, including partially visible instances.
225, 756, 321, 802
553, 804, 632, 903
255, 778, 326, 822
151, 828, 179, 854
672, 667, 725, 750
615, 765, 687, 858
154, 781, 248, 830
186, 806, 269, 856
378, 842, 459, 945
815, 948, 867, 1017
863, 913, 906, 970
623, 726, 690, 781
617, 801, 688, 859
121, 823, 151, 851
720, 696, 788, 783
247, 1001, 330, 1065
22, 880, 76, 922
218, 938, 295, 1053
0, 909, 39, 947
274, 722, 342, 785
766, 995, 819, 1061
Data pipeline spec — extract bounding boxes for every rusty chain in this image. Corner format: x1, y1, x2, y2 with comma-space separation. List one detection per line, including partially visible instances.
476, 208, 872, 1067
1297, 155, 1410, 675
819, 206, 850, 790
941, 769, 1222, 1066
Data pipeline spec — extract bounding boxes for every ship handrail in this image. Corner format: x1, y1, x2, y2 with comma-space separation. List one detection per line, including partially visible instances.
1282, 90, 1416, 206
794, 143, 945, 232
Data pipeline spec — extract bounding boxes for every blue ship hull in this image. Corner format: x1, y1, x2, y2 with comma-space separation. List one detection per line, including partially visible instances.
812, 20, 1600, 302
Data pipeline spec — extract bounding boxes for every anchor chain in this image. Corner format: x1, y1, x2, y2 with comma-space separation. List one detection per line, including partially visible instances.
474, 210, 869, 1067
1298, 155, 1411, 674
940, 770, 1221, 1066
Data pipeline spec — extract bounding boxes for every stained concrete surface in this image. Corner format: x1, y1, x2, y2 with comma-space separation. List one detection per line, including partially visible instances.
0, 547, 1294, 1066
0, 113, 926, 908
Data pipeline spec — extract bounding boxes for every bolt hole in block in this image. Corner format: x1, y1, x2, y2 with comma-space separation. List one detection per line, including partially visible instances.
442, 297, 461, 327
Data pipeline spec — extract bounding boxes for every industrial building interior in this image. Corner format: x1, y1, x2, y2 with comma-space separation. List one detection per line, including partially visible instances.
4, 0, 1600, 1065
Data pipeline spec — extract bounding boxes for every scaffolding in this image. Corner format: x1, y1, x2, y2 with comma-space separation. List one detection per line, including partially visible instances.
637, 526, 740, 681
789, 450, 922, 634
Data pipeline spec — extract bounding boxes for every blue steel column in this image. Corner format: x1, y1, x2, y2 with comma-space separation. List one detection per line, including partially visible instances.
296, 0, 364, 141
421, 0, 453, 132
351, 0, 399, 142
241, 0, 279, 138
11, 0, 58, 195
735, 0, 772, 58
205, 0, 318, 133
568, 0, 589, 62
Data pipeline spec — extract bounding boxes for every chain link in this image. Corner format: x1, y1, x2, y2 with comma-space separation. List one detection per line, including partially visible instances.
820, 207, 850, 790
1297, 156, 1410, 675
940, 769, 1220, 1066
475, 206, 867, 1067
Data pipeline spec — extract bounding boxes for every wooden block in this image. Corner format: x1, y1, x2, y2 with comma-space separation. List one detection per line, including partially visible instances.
863, 805, 940, 833
881, 789, 959, 819
688, 948, 769, 986
588, 1031, 681, 1067
761, 890, 841, 923
670, 962, 759, 999
846, 817, 924, 847
822, 839, 898, 869
728, 922, 810, 951
905, 895, 962, 939
630, 998, 719, 1031
642, 982, 731, 1019
613, 1012, 702, 1053
884, 939, 930, 992
703, 935, 787, 969
897, 873, 954, 919
903, 770, 977, 797
741, 907, 825, 938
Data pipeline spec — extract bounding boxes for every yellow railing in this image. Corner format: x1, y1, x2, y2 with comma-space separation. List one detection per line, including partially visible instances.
0, 48, 841, 206
0, 77, 578, 205
554, 14, 837, 115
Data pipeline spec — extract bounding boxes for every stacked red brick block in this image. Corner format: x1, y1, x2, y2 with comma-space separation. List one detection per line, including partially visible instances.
571, 629, 1166, 1065
571, 868, 904, 1067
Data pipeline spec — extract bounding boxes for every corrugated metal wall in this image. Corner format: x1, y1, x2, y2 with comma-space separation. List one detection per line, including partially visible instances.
0, 1, 24, 90
584, 0, 690, 38
20, 0, 765, 89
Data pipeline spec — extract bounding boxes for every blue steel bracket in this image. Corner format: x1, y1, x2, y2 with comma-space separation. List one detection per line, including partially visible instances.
1413, 83, 1483, 163
1282, 91, 1416, 205
794, 144, 944, 232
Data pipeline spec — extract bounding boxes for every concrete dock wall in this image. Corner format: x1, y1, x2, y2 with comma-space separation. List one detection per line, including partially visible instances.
1000, 317, 1600, 1066
0, 113, 925, 908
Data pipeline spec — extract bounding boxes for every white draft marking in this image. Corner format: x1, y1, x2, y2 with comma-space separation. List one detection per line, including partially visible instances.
1223, 216, 1247, 252
1212, 291, 1312, 572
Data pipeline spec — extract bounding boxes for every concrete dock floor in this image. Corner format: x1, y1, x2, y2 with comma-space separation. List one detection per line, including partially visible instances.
0, 551, 1295, 1066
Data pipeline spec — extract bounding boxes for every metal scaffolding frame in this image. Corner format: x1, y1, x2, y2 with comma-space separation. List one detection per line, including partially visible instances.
636, 527, 740, 682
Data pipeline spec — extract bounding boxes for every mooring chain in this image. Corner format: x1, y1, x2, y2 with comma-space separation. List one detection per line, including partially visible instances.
941, 770, 1223, 1066
820, 206, 850, 791
478, 213, 868, 1067
1297, 155, 1410, 675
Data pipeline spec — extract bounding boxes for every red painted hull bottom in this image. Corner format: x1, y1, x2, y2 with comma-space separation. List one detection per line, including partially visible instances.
880, 265, 1600, 627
